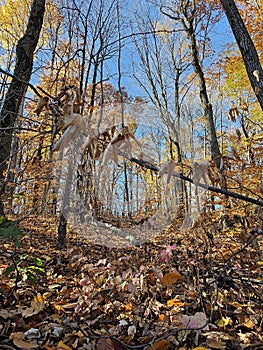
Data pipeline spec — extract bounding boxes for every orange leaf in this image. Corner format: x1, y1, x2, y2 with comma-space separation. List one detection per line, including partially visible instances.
243, 318, 255, 329
160, 272, 181, 285
123, 302, 133, 312
159, 313, 166, 321
147, 339, 170, 350
167, 298, 186, 308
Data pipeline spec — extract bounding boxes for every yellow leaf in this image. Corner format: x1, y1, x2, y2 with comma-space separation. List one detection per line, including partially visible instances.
167, 298, 186, 308
33, 294, 45, 303
57, 340, 72, 350
192, 347, 209, 350
147, 339, 170, 350
257, 261, 263, 265
160, 272, 181, 285
244, 318, 255, 329
217, 317, 231, 327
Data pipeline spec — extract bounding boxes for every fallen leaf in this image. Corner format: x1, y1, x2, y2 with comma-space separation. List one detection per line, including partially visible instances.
22, 294, 45, 317
159, 314, 166, 321
128, 325, 136, 337
207, 339, 226, 349
167, 298, 186, 308
147, 339, 170, 350
160, 272, 181, 285
160, 245, 176, 262
180, 312, 209, 331
97, 338, 114, 350
217, 317, 231, 327
57, 340, 72, 350
10, 332, 38, 349
243, 318, 255, 329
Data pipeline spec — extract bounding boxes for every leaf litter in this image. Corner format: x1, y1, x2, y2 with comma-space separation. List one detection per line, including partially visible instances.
0, 213, 262, 350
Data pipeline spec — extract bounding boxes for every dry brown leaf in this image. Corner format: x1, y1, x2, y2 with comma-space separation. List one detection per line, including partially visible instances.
160, 272, 181, 285
146, 339, 170, 350
97, 338, 115, 350
21, 294, 45, 317
207, 339, 226, 349
10, 332, 38, 349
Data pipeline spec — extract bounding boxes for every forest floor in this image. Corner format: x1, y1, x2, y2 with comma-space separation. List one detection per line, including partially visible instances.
0, 213, 263, 350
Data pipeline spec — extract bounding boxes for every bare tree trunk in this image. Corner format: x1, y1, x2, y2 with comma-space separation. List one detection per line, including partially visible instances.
185, 18, 222, 170
0, 0, 46, 216
220, 0, 263, 111
57, 214, 67, 250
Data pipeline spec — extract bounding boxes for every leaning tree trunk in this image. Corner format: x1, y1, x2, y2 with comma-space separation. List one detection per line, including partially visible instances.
220, 0, 263, 111
0, 0, 46, 216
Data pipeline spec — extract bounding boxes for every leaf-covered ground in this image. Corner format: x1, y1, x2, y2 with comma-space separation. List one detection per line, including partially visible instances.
0, 213, 262, 350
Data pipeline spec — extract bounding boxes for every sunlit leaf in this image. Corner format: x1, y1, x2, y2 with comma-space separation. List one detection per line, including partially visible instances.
243, 318, 255, 329
167, 298, 186, 308
217, 317, 231, 327
159, 314, 166, 321
57, 340, 72, 350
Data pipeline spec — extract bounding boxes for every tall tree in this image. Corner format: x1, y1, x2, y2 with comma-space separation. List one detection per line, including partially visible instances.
160, 1, 223, 171
0, 0, 46, 216
220, 0, 263, 111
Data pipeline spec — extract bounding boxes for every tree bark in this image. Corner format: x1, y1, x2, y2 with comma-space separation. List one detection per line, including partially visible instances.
220, 0, 263, 111
185, 18, 222, 170
57, 214, 67, 250
0, 0, 46, 216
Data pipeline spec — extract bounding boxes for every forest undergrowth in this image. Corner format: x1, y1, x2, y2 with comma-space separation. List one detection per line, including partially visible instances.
0, 209, 262, 350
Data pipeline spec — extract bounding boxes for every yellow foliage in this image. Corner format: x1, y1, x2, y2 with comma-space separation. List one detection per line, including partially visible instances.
0, 0, 62, 51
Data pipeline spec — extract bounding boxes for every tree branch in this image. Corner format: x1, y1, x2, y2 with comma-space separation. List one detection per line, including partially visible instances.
128, 156, 263, 207
0, 67, 53, 98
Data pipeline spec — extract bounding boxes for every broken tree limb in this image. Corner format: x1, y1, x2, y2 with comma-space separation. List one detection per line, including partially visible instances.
129, 156, 263, 207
